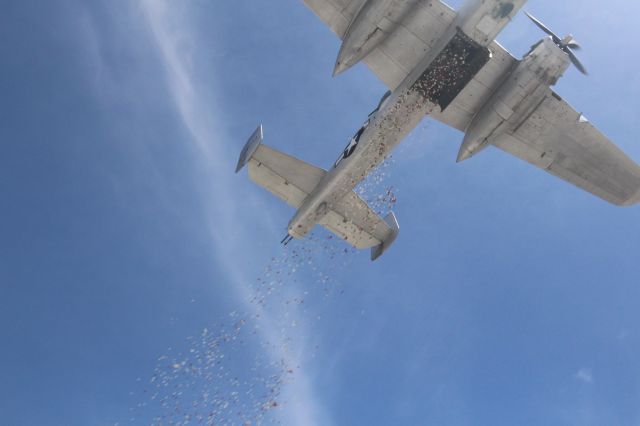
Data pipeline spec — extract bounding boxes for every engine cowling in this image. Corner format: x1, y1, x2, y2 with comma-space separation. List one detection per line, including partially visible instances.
334, 0, 415, 76
457, 37, 571, 162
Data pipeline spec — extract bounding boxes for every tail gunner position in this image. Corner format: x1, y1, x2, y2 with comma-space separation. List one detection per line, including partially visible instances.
237, 0, 640, 260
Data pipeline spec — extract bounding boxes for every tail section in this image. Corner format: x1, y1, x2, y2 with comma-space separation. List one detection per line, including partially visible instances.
236, 125, 326, 208
319, 192, 399, 261
370, 212, 399, 261
237, 125, 399, 261
235, 125, 264, 173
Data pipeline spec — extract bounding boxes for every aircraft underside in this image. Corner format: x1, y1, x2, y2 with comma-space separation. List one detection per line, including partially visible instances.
237, 0, 640, 260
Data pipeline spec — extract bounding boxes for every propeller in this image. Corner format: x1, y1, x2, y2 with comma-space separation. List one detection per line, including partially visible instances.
525, 11, 588, 75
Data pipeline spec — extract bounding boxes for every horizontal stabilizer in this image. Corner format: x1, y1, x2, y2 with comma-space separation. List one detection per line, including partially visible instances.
370, 212, 399, 261
319, 191, 399, 261
236, 125, 264, 173
237, 125, 326, 208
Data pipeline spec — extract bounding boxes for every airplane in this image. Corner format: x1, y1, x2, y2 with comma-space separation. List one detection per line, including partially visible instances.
236, 0, 640, 261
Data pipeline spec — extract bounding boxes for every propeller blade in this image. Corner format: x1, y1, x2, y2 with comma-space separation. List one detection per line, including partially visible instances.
566, 48, 588, 75
566, 41, 581, 50
525, 11, 588, 75
524, 11, 561, 43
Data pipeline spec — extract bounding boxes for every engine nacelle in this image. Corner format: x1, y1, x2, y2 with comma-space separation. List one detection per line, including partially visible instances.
456, 96, 505, 163
335, 0, 527, 76
334, 0, 415, 76
457, 37, 571, 162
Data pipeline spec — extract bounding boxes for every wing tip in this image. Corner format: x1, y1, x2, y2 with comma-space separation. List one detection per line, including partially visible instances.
619, 196, 640, 207
371, 212, 400, 261
236, 125, 264, 173
608, 188, 640, 207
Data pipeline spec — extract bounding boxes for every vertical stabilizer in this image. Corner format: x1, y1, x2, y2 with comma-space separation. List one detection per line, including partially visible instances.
370, 212, 400, 261
236, 125, 264, 173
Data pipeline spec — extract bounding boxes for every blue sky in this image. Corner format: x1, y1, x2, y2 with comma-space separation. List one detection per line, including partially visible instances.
2, 0, 640, 425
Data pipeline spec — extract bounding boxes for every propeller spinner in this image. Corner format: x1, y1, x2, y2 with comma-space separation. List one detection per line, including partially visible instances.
525, 11, 588, 75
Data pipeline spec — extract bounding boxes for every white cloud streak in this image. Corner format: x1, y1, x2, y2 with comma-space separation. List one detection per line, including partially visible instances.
138, 1, 328, 424
575, 368, 594, 384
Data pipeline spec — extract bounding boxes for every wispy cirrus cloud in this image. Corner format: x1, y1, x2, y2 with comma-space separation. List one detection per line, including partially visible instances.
138, 1, 329, 424
575, 368, 594, 384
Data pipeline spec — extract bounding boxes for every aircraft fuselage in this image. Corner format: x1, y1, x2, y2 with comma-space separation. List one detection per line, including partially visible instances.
287, 0, 536, 239
238, 0, 640, 258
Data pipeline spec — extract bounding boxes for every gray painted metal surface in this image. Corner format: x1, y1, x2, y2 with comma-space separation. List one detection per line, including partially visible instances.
238, 0, 640, 260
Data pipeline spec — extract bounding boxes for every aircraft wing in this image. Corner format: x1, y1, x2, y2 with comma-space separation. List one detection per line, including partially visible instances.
301, 1, 640, 205
427, 41, 516, 131
301, 0, 368, 39
302, 0, 517, 131
491, 89, 640, 205
303, 0, 457, 91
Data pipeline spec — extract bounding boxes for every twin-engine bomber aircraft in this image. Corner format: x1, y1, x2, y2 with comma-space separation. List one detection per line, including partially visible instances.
236, 0, 640, 260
